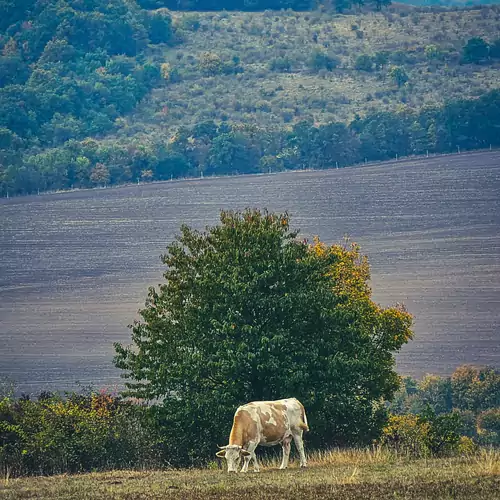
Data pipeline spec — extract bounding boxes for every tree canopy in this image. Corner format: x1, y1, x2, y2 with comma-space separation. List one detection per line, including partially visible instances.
114, 209, 413, 464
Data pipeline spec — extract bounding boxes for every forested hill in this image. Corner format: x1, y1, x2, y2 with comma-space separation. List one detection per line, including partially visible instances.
1, 1, 500, 196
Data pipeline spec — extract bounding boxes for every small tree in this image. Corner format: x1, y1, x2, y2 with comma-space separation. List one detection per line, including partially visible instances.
268, 56, 292, 73
462, 37, 489, 64
477, 409, 500, 445
199, 52, 223, 76
373, 51, 389, 70
424, 44, 442, 61
307, 49, 338, 72
388, 66, 409, 88
90, 163, 110, 187
354, 54, 373, 72
489, 39, 500, 59
114, 210, 413, 465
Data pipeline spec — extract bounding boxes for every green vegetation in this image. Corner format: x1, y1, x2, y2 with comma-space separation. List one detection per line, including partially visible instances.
1, 3, 500, 196
0, 391, 162, 477
389, 365, 500, 449
0, 0, 177, 195
2, 365, 500, 476
114, 209, 413, 464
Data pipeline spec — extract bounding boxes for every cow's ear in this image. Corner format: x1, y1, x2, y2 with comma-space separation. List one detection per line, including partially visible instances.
240, 450, 251, 457
216, 450, 226, 458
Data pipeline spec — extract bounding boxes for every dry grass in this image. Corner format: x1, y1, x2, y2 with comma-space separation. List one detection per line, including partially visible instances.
2, 448, 499, 499
117, 6, 500, 139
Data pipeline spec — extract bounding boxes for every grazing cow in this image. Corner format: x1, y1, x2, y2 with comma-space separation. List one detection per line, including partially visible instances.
216, 398, 309, 473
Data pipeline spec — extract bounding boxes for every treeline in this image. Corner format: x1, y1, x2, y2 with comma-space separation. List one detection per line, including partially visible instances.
0, 0, 177, 194
137, 0, 390, 13
384, 365, 500, 455
398, 0, 500, 6
2, 90, 499, 197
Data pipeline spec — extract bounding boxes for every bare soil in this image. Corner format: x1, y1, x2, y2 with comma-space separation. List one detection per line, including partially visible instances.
1, 151, 499, 394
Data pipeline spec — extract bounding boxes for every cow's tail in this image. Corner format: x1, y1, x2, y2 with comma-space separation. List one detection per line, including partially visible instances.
299, 404, 309, 432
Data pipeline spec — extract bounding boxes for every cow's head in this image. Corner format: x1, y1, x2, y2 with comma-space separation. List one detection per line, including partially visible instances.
216, 445, 250, 473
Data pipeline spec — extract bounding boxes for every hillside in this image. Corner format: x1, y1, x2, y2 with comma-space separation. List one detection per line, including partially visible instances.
130, 6, 500, 132
1, 1, 500, 196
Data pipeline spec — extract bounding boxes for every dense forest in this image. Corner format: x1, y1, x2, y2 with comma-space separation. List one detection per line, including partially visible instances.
1, 0, 499, 196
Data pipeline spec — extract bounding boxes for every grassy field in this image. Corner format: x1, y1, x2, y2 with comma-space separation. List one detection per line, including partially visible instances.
2, 448, 500, 499
118, 5, 500, 139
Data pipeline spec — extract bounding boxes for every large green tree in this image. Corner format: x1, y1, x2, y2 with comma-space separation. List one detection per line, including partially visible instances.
114, 210, 413, 465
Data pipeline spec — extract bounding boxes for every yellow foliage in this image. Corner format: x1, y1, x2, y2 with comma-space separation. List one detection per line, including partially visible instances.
160, 62, 171, 81
308, 237, 413, 350
381, 414, 430, 456
457, 436, 477, 455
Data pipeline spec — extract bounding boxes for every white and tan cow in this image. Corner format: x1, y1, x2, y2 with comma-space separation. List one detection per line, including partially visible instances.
216, 398, 309, 473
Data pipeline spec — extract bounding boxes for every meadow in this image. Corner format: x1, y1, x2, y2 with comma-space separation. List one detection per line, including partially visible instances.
126, 5, 500, 135
1, 448, 500, 499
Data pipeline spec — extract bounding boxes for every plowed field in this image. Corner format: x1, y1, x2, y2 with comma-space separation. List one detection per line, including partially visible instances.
1, 151, 499, 393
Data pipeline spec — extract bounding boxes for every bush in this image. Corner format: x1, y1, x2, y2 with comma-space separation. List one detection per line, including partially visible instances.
381, 410, 464, 457
477, 409, 500, 445
269, 56, 293, 72
198, 52, 224, 76
457, 436, 477, 455
462, 37, 490, 64
381, 414, 430, 456
420, 408, 462, 456
0, 393, 161, 477
307, 49, 339, 72
354, 54, 374, 72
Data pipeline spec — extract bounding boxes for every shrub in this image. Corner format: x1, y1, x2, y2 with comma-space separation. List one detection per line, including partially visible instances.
420, 408, 462, 457
457, 436, 477, 455
382, 410, 464, 457
462, 37, 490, 64
269, 56, 292, 72
425, 44, 442, 61
198, 52, 224, 76
307, 49, 339, 72
354, 54, 374, 72
489, 39, 500, 59
477, 409, 500, 445
0, 393, 161, 477
381, 414, 430, 456
179, 13, 201, 32
388, 66, 409, 87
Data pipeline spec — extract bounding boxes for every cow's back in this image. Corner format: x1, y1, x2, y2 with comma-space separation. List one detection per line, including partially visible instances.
236, 398, 306, 446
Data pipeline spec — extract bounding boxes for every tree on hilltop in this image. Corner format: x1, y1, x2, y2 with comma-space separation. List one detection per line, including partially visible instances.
114, 209, 413, 465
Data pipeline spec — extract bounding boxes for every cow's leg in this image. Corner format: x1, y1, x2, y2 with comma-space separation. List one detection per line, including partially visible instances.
241, 442, 259, 473
292, 431, 307, 468
279, 436, 292, 470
